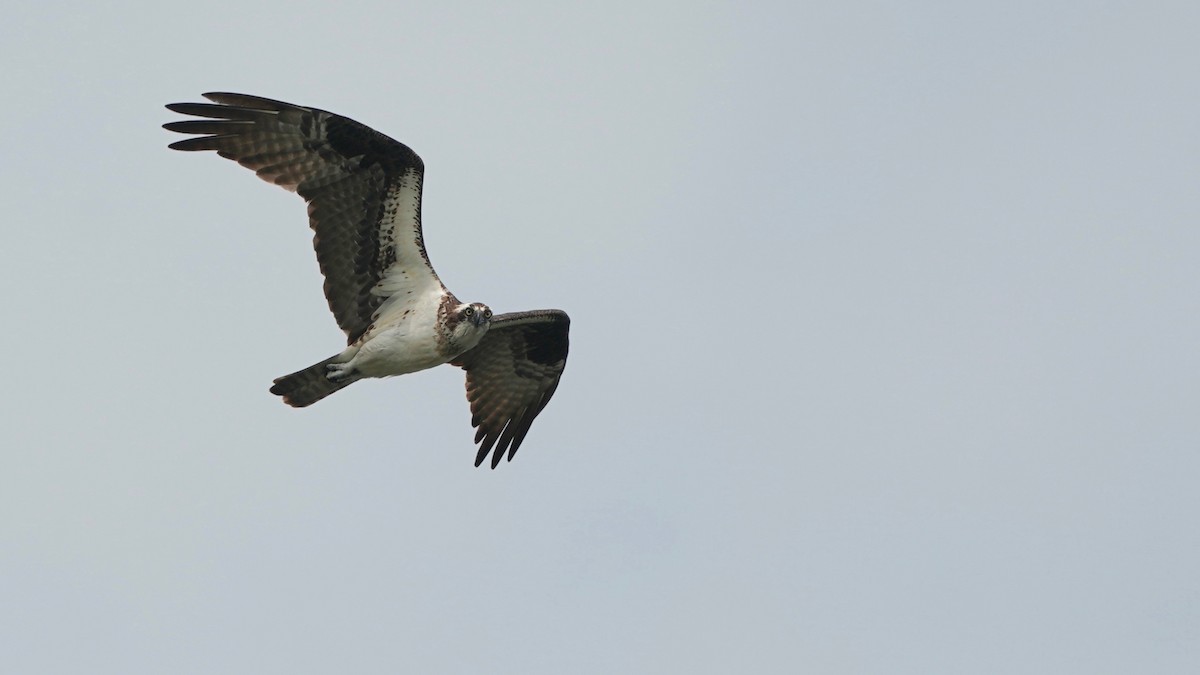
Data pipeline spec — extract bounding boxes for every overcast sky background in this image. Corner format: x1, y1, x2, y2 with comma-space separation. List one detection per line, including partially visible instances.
2, 1, 1198, 673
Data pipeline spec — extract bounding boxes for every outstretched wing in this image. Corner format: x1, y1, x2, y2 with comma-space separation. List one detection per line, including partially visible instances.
164, 92, 442, 344
452, 310, 570, 468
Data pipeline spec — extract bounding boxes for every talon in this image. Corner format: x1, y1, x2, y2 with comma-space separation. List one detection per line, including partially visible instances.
325, 363, 357, 383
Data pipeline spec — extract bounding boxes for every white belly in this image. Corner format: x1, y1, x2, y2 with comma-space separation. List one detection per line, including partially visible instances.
336, 285, 450, 379
349, 324, 447, 377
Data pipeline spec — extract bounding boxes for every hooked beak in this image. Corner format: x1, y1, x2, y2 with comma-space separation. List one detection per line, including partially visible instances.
472, 312, 489, 327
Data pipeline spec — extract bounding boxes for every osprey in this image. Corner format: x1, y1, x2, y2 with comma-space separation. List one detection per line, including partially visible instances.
164, 93, 570, 468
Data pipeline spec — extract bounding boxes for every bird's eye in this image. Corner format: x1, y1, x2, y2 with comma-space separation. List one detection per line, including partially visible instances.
484, 309, 492, 319
464, 307, 474, 317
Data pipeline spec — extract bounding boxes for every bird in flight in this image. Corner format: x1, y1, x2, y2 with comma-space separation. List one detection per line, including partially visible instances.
164, 93, 570, 468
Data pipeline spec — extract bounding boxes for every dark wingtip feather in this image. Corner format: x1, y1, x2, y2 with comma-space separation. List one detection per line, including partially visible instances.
165, 102, 229, 117
163, 120, 251, 134
166, 135, 236, 152
506, 438, 524, 464
202, 92, 305, 112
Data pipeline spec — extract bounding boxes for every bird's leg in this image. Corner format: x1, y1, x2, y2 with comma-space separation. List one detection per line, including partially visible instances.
325, 363, 360, 383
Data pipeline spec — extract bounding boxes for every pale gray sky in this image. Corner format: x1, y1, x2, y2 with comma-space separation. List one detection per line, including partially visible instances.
2, 1, 1198, 673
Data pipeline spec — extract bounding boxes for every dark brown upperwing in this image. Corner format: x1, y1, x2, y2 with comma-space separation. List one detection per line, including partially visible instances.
452, 310, 570, 468
164, 93, 436, 344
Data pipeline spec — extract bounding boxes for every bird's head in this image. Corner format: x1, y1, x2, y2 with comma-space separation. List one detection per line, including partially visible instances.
447, 301, 493, 351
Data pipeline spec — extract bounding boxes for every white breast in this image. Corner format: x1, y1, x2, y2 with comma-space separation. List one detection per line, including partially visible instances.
347, 286, 449, 378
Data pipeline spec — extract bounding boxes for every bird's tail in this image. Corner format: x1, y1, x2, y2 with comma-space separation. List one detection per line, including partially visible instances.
270, 355, 357, 408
